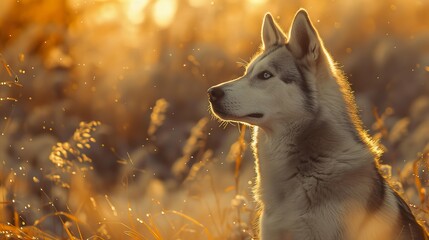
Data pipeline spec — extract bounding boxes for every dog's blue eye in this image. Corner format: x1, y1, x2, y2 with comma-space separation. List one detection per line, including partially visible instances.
258, 71, 273, 80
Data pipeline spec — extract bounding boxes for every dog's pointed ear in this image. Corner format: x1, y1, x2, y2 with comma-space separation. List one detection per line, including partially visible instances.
261, 13, 286, 49
288, 9, 321, 61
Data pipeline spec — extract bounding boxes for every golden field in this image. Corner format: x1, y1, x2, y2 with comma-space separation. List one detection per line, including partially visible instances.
1, 0, 429, 239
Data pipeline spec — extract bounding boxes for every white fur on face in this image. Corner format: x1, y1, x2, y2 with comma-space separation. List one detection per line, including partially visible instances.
210, 48, 312, 129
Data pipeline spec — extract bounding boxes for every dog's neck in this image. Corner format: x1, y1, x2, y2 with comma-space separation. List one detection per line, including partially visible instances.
251, 116, 374, 209
253, 116, 367, 156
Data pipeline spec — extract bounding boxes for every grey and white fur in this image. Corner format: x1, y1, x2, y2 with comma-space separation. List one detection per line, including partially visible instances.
208, 8, 428, 240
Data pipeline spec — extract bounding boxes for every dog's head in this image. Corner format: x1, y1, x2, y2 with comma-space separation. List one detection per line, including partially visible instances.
208, 9, 331, 130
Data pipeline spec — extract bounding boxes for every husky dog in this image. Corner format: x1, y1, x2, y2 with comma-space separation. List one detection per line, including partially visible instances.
208, 9, 428, 240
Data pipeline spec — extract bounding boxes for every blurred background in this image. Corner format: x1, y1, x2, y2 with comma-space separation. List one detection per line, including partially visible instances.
1, 0, 429, 239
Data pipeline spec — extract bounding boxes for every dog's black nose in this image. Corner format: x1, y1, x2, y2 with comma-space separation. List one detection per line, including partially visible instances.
207, 87, 225, 102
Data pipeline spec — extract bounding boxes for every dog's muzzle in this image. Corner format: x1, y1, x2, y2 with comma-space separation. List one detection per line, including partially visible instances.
207, 87, 225, 103
207, 86, 228, 115
207, 86, 264, 119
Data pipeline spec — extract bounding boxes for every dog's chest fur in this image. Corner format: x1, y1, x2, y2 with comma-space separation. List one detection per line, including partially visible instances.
251, 125, 398, 239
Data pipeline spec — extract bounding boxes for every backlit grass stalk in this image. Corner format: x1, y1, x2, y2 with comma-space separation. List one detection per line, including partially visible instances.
148, 98, 169, 139
167, 210, 213, 240
413, 149, 429, 207
234, 124, 247, 237
0, 55, 22, 102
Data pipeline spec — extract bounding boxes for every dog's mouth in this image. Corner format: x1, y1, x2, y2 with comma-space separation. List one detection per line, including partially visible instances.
210, 103, 264, 120
212, 108, 264, 120
246, 113, 264, 118
210, 106, 233, 118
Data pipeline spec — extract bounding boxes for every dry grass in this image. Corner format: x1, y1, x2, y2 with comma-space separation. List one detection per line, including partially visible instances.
1, 0, 429, 239
0, 116, 254, 239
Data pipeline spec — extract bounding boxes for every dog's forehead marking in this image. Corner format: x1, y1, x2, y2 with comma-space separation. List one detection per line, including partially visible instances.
247, 45, 296, 76
246, 45, 283, 74
268, 52, 297, 75
246, 45, 301, 79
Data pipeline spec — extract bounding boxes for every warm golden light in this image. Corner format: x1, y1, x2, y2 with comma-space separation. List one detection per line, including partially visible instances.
1, 1, 428, 239
124, 0, 149, 24
247, 0, 267, 5
95, 3, 119, 24
188, 0, 208, 8
152, 0, 177, 28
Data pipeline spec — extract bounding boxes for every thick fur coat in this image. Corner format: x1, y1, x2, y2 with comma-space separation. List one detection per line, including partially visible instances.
208, 9, 427, 240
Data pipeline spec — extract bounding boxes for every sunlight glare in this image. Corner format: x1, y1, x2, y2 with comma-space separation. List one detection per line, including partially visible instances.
95, 3, 119, 24
125, 0, 149, 24
152, 0, 177, 28
246, 0, 267, 10
188, 0, 209, 8
247, 0, 267, 5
